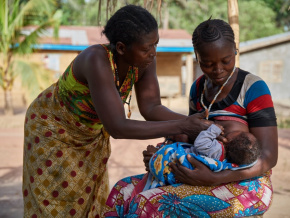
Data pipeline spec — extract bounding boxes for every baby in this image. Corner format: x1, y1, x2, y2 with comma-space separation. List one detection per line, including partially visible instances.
146, 119, 261, 189
187, 122, 260, 165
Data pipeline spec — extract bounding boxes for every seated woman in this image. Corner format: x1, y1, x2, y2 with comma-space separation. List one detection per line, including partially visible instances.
102, 18, 277, 217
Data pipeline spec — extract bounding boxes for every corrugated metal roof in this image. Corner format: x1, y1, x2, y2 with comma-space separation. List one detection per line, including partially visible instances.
24, 26, 193, 52
23, 26, 290, 53
240, 31, 290, 53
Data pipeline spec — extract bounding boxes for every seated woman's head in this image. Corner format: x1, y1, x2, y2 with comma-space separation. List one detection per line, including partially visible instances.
192, 18, 237, 86
224, 131, 261, 165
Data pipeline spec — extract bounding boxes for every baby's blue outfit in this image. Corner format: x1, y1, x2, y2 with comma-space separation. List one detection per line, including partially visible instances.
144, 124, 257, 190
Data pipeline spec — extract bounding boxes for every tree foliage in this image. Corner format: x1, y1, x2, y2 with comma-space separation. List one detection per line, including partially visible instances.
261, 0, 290, 30
0, 0, 61, 114
58, 0, 287, 42
239, 0, 283, 41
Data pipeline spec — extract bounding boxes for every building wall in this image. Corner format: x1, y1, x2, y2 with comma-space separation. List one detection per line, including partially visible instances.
156, 53, 183, 97
240, 41, 290, 101
30, 51, 79, 76
156, 53, 183, 76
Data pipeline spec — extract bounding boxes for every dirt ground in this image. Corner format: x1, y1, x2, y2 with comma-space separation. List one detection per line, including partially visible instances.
0, 97, 290, 217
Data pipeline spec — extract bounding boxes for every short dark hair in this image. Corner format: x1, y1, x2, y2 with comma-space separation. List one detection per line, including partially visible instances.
225, 132, 261, 165
102, 5, 158, 52
192, 18, 235, 53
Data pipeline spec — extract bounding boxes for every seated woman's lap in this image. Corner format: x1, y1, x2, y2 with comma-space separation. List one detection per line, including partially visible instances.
102, 171, 272, 217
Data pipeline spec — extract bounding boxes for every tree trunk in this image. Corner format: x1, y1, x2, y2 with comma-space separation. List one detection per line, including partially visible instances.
162, 2, 169, 29
4, 89, 14, 115
227, 0, 240, 67
2, 53, 14, 115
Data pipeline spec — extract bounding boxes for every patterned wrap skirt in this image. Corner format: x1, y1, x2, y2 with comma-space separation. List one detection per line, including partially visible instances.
23, 83, 111, 217
102, 171, 273, 217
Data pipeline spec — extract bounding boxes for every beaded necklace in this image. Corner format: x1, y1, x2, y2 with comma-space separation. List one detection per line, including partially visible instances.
114, 61, 133, 119
200, 66, 236, 120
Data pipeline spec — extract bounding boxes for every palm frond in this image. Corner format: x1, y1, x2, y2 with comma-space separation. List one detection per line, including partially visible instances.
16, 17, 59, 54
14, 59, 54, 101
52, 9, 62, 38
7, 0, 56, 41
96, 0, 164, 25
67, 0, 81, 11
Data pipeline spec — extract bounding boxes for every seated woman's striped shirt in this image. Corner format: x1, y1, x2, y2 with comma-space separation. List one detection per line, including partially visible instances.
189, 68, 277, 128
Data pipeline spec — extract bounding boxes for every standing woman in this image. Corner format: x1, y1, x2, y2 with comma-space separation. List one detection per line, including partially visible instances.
22, 5, 210, 218
103, 18, 278, 217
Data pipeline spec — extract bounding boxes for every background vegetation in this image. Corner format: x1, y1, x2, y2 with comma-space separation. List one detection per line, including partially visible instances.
0, 0, 61, 114
57, 0, 289, 42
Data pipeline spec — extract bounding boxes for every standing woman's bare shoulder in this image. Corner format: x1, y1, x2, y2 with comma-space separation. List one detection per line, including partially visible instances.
72, 44, 112, 84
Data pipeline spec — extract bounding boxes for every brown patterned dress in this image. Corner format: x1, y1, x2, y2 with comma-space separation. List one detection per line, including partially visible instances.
22, 44, 138, 217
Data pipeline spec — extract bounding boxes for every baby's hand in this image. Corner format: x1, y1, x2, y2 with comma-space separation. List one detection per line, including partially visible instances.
143, 145, 159, 171
147, 145, 159, 153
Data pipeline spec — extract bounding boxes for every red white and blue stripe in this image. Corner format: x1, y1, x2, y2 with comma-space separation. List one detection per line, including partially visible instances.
189, 68, 276, 128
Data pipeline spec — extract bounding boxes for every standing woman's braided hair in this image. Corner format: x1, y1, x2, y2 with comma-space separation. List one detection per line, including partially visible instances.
102, 5, 158, 53
192, 18, 236, 53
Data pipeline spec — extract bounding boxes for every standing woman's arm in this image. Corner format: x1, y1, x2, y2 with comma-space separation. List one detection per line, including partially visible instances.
73, 45, 211, 140
135, 58, 188, 121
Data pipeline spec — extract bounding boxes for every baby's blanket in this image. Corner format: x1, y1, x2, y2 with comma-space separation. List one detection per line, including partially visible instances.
145, 142, 257, 190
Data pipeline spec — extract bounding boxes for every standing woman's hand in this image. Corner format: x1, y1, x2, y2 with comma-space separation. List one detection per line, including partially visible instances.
182, 112, 213, 141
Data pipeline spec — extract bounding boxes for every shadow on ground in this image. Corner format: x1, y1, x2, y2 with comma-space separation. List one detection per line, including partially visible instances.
0, 166, 23, 218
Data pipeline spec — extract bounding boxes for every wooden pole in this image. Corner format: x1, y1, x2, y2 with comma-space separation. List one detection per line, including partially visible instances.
227, 0, 240, 67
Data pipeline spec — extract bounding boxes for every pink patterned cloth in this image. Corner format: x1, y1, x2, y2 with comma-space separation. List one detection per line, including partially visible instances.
102, 171, 273, 217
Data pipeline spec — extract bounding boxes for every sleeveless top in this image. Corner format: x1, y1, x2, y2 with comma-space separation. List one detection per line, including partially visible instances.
57, 44, 139, 129
189, 68, 277, 128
